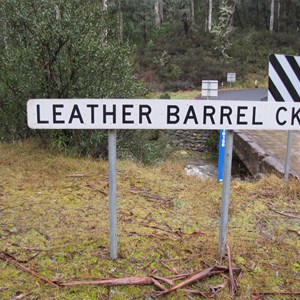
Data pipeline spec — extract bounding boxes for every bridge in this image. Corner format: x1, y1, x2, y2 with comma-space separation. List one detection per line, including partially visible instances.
234, 130, 300, 179
200, 89, 300, 179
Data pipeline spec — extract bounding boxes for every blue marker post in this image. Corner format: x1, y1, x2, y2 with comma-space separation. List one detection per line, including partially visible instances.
217, 129, 226, 182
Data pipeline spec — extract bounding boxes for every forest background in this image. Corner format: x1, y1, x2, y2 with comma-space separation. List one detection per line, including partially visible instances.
0, 0, 300, 162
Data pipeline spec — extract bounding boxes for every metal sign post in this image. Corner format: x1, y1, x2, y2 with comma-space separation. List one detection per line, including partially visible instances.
218, 130, 234, 259
108, 129, 118, 259
284, 131, 293, 183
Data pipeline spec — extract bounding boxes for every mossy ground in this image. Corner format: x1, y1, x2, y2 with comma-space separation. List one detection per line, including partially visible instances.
0, 141, 299, 299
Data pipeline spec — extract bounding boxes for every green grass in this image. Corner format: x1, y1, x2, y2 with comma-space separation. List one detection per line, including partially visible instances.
0, 141, 299, 299
146, 90, 200, 100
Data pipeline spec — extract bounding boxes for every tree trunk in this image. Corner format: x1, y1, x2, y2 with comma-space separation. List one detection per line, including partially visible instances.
235, 3, 244, 28
119, 8, 124, 42
208, 0, 212, 32
2, 13, 8, 49
142, 13, 148, 44
102, 0, 108, 41
154, 1, 163, 29
154, 1, 160, 29
181, 12, 191, 37
191, 0, 195, 22
159, 1, 164, 24
277, 0, 280, 31
116, 0, 123, 42
256, 0, 260, 28
270, 0, 275, 31
102, 0, 108, 10
55, 4, 61, 20
227, 2, 236, 29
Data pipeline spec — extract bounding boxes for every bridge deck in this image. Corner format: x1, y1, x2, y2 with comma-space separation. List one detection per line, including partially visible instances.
234, 130, 300, 179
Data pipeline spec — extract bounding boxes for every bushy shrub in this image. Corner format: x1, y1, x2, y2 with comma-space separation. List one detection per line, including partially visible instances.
0, 0, 168, 164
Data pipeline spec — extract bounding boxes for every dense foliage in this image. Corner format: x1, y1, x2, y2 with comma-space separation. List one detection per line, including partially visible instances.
130, 0, 300, 89
136, 26, 300, 90
0, 0, 168, 163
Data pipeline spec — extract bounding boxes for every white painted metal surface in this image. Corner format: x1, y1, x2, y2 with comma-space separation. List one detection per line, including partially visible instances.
28, 99, 300, 130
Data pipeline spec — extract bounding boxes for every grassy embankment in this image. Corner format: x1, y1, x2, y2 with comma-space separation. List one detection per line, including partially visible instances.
0, 139, 299, 299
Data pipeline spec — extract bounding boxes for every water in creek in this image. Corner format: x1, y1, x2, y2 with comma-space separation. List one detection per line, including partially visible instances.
181, 151, 218, 180
183, 152, 251, 180
184, 158, 218, 179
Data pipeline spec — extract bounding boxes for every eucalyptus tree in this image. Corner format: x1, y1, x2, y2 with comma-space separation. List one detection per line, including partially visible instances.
211, 0, 235, 59
208, 0, 213, 31
154, 1, 164, 29
270, 0, 275, 31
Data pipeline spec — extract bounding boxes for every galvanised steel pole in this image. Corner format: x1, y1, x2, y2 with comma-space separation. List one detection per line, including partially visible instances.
284, 130, 293, 183
108, 129, 118, 259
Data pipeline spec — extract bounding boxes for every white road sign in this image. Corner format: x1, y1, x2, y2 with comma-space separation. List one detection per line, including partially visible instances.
202, 80, 218, 97
227, 73, 236, 83
27, 99, 300, 130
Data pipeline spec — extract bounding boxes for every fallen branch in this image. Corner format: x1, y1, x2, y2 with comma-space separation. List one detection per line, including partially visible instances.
0, 249, 242, 298
156, 266, 222, 297
182, 288, 209, 297
156, 265, 241, 297
11, 292, 32, 300
151, 278, 167, 291
129, 190, 172, 203
58, 276, 155, 287
287, 229, 300, 236
2, 250, 41, 264
268, 206, 300, 219
227, 245, 238, 296
253, 291, 300, 299
209, 283, 226, 295
158, 260, 180, 274
86, 183, 108, 196
66, 173, 89, 177
0, 252, 57, 287
152, 275, 174, 286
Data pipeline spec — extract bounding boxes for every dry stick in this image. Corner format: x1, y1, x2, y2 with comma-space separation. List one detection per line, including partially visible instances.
215, 265, 241, 273
152, 275, 174, 286
253, 291, 300, 299
156, 266, 222, 297
268, 207, 300, 219
157, 266, 242, 297
66, 173, 89, 177
167, 273, 191, 281
12, 292, 33, 300
1, 249, 243, 297
58, 276, 155, 287
0, 253, 166, 292
287, 229, 300, 236
182, 288, 209, 297
0, 252, 57, 287
151, 278, 167, 291
227, 245, 238, 296
158, 260, 180, 274
165, 265, 241, 281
